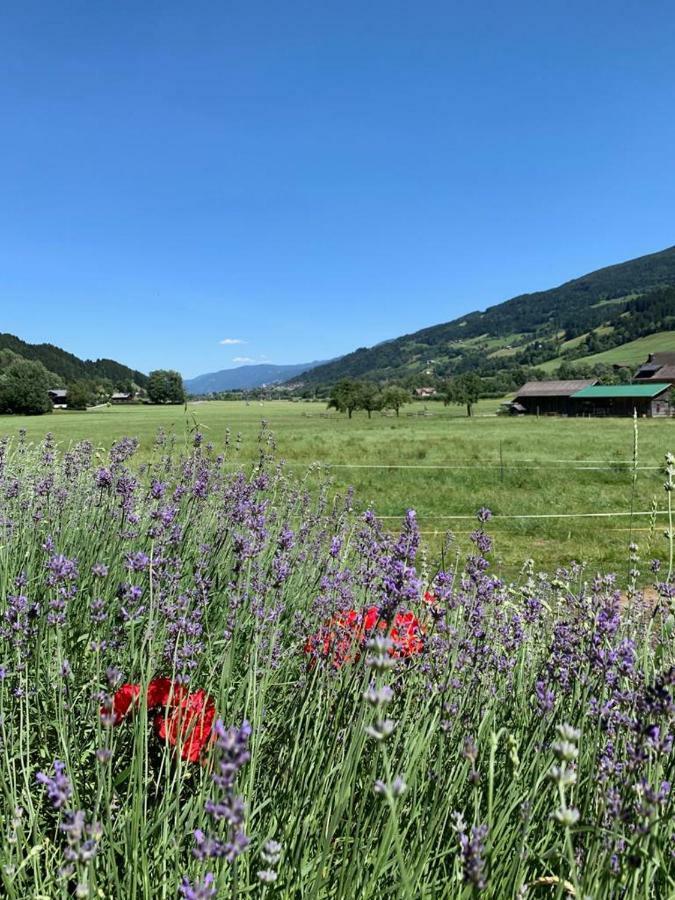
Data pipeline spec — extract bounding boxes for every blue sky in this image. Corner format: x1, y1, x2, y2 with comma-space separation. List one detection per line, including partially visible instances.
1, 1, 674, 378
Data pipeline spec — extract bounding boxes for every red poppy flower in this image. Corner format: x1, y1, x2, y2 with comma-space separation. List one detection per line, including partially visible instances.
304, 605, 425, 669
106, 683, 141, 724
101, 678, 215, 763
153, 688, 216, 763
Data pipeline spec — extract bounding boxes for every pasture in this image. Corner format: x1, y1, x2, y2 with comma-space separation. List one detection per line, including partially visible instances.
1, 399, 674, 580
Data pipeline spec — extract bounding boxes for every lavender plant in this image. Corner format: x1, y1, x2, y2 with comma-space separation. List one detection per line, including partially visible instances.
0, 428, 672, 897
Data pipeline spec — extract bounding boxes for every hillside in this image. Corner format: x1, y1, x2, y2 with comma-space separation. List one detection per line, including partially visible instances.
296, 244, 675, 388
185, 360, 326, 394
0, 333, 147, 387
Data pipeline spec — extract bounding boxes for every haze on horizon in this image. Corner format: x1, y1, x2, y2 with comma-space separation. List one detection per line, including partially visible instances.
1, 1, 674, 379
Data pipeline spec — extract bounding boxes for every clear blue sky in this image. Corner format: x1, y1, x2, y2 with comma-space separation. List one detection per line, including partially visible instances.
1, 1, 674, 378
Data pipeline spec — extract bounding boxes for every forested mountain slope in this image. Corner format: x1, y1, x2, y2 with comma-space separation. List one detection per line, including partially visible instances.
297, 245, 675, 387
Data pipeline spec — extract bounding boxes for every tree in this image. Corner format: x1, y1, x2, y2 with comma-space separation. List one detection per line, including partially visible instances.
67, 380, 95, 411
327, 379, 363, 419
359, 382, 383, 419
147, 370, 186, 405
0, 359, 52, 415
380, 385, 411, 417
444, 373, 483, 417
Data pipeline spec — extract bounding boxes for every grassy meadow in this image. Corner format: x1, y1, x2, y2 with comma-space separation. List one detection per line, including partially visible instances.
1, 399, 674, 580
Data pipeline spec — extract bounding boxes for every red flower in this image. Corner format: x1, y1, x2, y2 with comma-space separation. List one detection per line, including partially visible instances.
107, 683, 141, 724
101, 678, 215, 762
153, 688, 216, 763
304, 605, 425, 669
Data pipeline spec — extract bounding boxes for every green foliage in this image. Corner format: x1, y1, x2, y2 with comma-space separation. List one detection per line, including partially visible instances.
358, 381, 383, 418
0, 332, 147, 387
380, 385, 411, 416
147, 369, 186, 405
327, 379, 365, 418
0, 358, 53, 414
444, 372, 483, 416
67, 380, 95, 411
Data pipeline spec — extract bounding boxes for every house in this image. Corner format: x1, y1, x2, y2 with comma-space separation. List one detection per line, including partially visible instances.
414, 387, 437, 398
634, 352, 675, 386
110, 392, 134, 404
510, 380, 597, 415
571, 383, 672, 417
48, 389, 68, 409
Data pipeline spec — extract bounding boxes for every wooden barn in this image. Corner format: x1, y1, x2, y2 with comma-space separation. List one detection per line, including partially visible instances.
571, 383, 672, 417
48, 389, 68, 408
634, 352, 675, 386
509, 380, 597, 415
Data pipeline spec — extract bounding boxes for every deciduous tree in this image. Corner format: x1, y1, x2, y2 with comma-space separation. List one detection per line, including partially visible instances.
147, 370, 186, 405
444, 373, 483, 417
327, 379, 363, 419
380, 385, 411, 417
0, 359, 53, 415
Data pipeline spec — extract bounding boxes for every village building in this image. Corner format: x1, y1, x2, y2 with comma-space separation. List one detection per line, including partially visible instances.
414, 387, 437, 398
633, 352, 675, 386
571, 383, 672, 417
48, 388, 68, 409
110, 392, 134, 404
509, 380, 596, 415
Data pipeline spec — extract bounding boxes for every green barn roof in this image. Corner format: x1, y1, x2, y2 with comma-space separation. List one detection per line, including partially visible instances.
572, 383, 672, 399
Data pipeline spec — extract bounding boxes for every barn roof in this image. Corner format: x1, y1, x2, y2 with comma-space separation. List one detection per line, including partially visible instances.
515, 379, 596, 397
572, 383, 672, 399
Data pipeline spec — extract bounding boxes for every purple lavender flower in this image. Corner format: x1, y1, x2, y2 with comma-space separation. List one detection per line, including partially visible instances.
458, 822, 489, 890
179, 873, 216, 899
36, 760, 72, 809
193, 720, 251, 864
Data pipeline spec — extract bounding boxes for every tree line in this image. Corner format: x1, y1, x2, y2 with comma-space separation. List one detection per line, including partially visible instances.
327, 373, 484, 418
0, 352, 186, 416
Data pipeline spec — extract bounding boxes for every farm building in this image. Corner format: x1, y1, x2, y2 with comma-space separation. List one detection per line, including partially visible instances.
48, 389, 68, 408
509, 380, 597, 415
634, 352, 675, 386
110, 392, 134, 404
414, 387, 437, 398
571, 383, 672, 417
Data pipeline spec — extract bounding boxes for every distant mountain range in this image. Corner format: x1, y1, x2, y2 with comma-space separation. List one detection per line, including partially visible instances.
0, 333, 147, 387
185, 360, 326, 394
299, 245, 675, 387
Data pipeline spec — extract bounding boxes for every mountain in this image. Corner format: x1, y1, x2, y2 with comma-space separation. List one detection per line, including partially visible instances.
0, 333, 147, 387
185, 361, 326, 394
297, 245, 675, 387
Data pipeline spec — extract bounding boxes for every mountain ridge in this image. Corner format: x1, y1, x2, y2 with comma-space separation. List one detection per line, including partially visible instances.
185, 360, 326, 394
295, 244, 675, 386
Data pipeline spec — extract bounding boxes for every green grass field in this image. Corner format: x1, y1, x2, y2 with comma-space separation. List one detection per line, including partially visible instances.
2, 399, 674, 579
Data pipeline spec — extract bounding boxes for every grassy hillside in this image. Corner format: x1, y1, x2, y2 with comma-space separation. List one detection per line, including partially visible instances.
296, 245, 675, 388
538, 330, 675, 373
